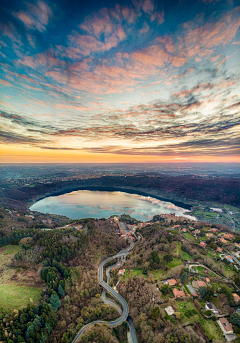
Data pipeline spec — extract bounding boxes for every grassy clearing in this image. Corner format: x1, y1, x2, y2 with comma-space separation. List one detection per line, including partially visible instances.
168, 259, 183, 269
183, 232, 195, 240
0, 284, 42, 311
122, 269, 145, 280
152, 269, 167, 280
0, 245, 22, 284
199, 318, 224, 341
182, 251, 192, 261
173, 242, 182, 255
176, 301, 200, 324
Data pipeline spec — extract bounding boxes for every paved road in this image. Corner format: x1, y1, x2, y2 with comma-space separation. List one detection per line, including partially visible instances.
72, 238, 137, 343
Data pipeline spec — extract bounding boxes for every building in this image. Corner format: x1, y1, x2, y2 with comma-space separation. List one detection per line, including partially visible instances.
235, 243, 240, 249
74, 224, 83, 231
219, 238, 227, 244
226, 255, 234, 263
165, 306, 175, 316
194, 229, 200, 234
192, 280, 207, 289
118, 269, 125, 275
217, 247, 223, 253
205, 302, 218, 314
200, 242, 207, 249
173, 288, 185, 298
206, 233, 214, 238
233, 293, 240, 303
223, 233, 235, 240
211, 228, 218, 233
182, 228, 188, 232
167, 279, 177, 286
218, 318, 233, 334
210, 208, 223, 213
206, 278, 210, 283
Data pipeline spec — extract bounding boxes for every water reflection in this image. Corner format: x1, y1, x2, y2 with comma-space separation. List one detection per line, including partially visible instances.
30, 190, 195, 221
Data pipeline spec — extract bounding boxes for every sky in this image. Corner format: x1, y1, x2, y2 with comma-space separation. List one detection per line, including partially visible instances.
0, 0, 240, 163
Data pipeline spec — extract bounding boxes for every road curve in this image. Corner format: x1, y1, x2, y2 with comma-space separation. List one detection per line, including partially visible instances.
72, 241, 137, 343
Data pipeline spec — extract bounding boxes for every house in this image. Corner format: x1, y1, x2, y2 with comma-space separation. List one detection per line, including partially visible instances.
74, 224, 83, 231
118, 269, 125, 275
206, 278, 210, 283
235, 243, 240, 249
165, 306, 175, 316
194, 229, 200, 234
206, 233, 214, 238
233, 293, 240, 303
217, 247, 223, 252
226, 255, 234, 263
182, 228, 188, 233
192, 280, 207, 289
211, 228, 218, 233
218, 317, 233, 334
200, 242, 207, 249
205, 302, 218, 314
223, 233, 235, 240
167, 279, 177, 286
173, 288, 185, 298
219, 238, 227, 244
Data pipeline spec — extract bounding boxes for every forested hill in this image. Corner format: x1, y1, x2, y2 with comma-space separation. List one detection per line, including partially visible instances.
1, 174, 240, 209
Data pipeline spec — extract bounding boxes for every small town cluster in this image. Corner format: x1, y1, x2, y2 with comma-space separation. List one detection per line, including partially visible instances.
105, 213, 240, 342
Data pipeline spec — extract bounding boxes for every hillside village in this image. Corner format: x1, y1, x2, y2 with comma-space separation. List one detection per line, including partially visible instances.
2, 207, 240, 342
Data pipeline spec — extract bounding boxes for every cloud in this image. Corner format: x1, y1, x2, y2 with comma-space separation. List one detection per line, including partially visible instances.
14, 1, 52, 32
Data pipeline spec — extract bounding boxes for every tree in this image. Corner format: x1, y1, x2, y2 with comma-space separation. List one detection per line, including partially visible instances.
161, 284, 169, 295
199, 286, 207, 298
49, 294, 61, 312
58, 284, 65, 298
163, 254, 173, 263
180, 272, 187, 284
230, 312, 240, 327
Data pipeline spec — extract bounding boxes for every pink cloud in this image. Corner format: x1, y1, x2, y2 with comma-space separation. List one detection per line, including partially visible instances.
14, 1, 52, 32
0, 79, 13, 87
142, 0, 154, 15
171, 56, 187, 67
139, 22, 150, 35
80, 8, 113, 37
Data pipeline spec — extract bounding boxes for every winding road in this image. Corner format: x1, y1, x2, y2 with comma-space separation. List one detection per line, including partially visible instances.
72, 240, 138, 343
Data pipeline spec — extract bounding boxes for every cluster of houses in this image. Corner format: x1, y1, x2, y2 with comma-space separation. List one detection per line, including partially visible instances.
162, 275, 240, 339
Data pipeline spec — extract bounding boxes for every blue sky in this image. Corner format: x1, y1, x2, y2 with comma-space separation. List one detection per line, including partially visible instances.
0, 0, 240, 162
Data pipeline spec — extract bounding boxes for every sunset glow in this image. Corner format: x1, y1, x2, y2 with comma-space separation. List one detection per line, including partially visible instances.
0, 0, 240, 163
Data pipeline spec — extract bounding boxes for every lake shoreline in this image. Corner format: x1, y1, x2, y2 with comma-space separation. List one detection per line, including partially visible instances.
29, 185, 192, 212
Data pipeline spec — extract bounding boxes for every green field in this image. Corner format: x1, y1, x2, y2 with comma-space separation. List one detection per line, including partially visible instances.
0, 245, 42, 310
173, 242, 182, 255
183, 232, 195, 240
0, 285, 42, 310
199, 318, 224, 341
176, 301, 200, 324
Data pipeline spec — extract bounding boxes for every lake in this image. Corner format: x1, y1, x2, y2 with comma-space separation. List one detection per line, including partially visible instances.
30, 190, 195, 221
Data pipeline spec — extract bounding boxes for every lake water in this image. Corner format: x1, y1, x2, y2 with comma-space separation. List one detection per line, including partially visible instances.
30, 190, 195, 221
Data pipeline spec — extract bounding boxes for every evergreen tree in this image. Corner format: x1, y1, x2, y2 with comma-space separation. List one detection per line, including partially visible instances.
58, 284, 65, 298
49, 294, 61, 312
